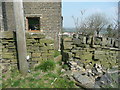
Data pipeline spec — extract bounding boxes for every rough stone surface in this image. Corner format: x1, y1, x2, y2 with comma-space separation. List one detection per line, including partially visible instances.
1, 31, 55, 68
2, 2, 62, 50
73, 72, 95, 88
62, 34, 119, 88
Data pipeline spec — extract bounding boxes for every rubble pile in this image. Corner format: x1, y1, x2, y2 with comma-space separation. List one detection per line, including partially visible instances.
62, 34, 119, 88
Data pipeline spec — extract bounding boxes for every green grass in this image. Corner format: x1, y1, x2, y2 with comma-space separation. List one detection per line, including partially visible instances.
54, 50, 61, 57
53, 77, 75, 88
35, 60, 56, 72
62, 64, 69, 70
44, 72, 58, 78
2, 59, 76, 88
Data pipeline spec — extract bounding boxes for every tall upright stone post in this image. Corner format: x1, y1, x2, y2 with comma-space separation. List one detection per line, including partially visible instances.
118, 3, 120, 88
13, 0, 28, 74
118, 1, 120, 49
0, 1, 3, 31
0, 1, 2, 88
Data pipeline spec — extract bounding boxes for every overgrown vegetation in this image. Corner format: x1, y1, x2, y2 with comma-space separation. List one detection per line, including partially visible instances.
2, 59, 76, 88
54, 50, 61, 57
35, 60, 56, 72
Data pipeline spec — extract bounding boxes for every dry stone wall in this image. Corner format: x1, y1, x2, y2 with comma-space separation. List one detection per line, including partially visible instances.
62, 34, 119, 88
63, 34, 119, 69
0, 31, 55, 68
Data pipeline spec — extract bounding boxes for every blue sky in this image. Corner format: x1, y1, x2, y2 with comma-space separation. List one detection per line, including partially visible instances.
62, 2, 118, 28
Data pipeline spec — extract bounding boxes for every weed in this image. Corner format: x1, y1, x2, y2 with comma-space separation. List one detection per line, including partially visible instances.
54, 50, 60, 57
35, 60, 56, 72
62, 64, 69, 70
45, 72, 58, 78
53, 77, 75, 88
11, 80, 20, 87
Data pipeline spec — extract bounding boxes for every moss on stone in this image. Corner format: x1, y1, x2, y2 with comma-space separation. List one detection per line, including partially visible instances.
40, 39, 54, 44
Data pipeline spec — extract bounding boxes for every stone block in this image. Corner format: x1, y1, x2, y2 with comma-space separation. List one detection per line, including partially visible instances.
102, 37, 107, 46
26, 39, 37, 44
40, 39, 54, 44
32, 57, 43, 62
30, 47, 40, 51
94, 54, 107, 60
54, 55, 62, 61
64, 37, 72, 42
106, 38, 112, 47
41, 57, 48, 60
48, 50, 54, 53
27, 49, 34, 53
27, 44, 33, 46
10, 59, 17, 63
8, 42, 15, 46
2, 41, 9, 44
47, 55, 54, 60
80, 53, 92, 60
0, 31, 14, 39
94, 51, 105, 55
26, 33, 45, 39
75, 51, 83, 56
38, 43, 44, 47
8, 46, 16, 49
2, 60, 11, 63
82, 36, 86, 44
2, 48, 8, 52
7, 39, 15, 42
40, 47, 48, 52
73, 38, 81, 45
79, 44, 87, 48
67, 52, 74, 58
86, 36, 92, 44
32, 53, 42, 58
2, 53, 14, 59
46, 45, 54, 50
113, 40, 118, 48
40, 51, 48, 54
64, 42, 72, 49
94, 39, 101, 45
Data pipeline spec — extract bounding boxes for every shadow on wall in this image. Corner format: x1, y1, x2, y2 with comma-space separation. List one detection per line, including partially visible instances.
2, 2, 8, 31
61, 38, 69, 64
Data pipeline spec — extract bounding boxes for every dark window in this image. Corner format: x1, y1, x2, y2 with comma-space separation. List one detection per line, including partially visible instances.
27, 17, 40, 31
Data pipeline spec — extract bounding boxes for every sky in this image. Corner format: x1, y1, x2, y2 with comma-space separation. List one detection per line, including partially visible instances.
62, 1, 118, 28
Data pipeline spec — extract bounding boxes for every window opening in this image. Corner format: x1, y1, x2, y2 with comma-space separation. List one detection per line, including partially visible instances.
27, 17, 40, 31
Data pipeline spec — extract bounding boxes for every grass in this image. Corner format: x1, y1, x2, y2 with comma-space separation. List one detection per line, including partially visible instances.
35, 60, 56, 72
2, 59, 76, 88
54, 50, 61, 57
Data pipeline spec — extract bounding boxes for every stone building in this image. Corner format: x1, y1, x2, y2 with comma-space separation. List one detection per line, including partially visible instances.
1, 2, 62, 50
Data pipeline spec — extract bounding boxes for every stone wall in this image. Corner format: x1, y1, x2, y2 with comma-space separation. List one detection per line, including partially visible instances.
2, 2, 62, 49
0, 31, 55, 68
62, 34, 119, 88
63, 34, 119, 69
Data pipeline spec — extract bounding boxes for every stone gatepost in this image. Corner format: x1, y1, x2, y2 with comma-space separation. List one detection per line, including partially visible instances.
0, 1, 4, 31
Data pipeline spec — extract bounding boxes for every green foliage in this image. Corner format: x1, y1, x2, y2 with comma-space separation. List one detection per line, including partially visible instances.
62, 64, 69, 70
54, 78, 75, 88
54, 50, 61, 57
35, 60, 56, 72
11, 80, 20, 87
45, 72, 58, 78
2, 59, 76, 88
